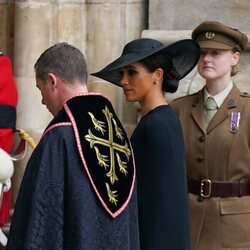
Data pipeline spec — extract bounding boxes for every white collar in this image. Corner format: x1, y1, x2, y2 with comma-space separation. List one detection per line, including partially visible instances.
204, 81, 233, 108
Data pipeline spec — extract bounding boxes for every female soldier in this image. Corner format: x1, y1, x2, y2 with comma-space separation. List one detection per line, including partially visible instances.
92, 38, 200, 250
171, 21, 250, 250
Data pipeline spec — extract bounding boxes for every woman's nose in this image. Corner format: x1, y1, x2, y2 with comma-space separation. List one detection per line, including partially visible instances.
120, 74, 128, 86
201, 52, 210, 61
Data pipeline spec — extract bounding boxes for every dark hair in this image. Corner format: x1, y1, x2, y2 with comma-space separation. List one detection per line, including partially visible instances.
139, 52, 179, 92
34, 42, 88, 84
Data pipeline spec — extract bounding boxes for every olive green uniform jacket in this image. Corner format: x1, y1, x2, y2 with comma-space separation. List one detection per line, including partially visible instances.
170, 84, 250, 250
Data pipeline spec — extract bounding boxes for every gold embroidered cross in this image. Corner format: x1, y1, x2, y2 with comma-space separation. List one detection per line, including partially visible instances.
85, 106, 131, 205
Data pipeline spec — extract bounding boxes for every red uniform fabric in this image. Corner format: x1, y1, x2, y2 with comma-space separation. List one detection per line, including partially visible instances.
0, 54, 18, 226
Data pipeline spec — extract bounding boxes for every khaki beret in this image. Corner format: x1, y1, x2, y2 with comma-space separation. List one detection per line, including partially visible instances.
192, 21, 248, 52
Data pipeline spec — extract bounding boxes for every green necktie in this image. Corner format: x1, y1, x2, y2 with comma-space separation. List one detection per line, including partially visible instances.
205, 97, 217, 126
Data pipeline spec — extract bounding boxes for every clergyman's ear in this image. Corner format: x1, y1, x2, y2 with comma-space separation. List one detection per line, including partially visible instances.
47, 73, 58, 89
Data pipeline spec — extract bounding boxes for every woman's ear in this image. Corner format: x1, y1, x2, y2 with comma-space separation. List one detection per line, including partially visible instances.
153, 68, 164, 83
231, 51, 240, 66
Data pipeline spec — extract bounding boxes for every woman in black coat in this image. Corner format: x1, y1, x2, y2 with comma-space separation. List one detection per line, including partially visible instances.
92, 38, 200, 250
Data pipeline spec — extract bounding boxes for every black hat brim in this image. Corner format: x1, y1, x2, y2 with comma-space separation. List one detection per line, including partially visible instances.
91, 39, 200, 92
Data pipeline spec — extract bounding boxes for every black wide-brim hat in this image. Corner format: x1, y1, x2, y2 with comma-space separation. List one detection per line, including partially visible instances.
91, 38, 200, 93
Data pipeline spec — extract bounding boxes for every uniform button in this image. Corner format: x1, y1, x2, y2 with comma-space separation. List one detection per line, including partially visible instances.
196, 156, 204, 162
198, 136, 205, 142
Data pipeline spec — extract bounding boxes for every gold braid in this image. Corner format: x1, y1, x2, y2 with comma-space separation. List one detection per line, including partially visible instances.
16, 129, 36, 149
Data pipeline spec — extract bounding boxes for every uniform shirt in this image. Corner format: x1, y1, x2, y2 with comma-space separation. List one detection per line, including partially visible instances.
204, 81, 233, 109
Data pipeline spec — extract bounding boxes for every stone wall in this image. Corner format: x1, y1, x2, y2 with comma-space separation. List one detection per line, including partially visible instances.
149, 0, 250, 31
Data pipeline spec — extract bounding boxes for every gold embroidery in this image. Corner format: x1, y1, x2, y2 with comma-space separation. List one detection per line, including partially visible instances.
93, 146, 108, 169
88, 112, 106, 135
105, 183, 118, 205
112, 117, 124, 140
116, 153, 128, 176
85, 106, 131, 205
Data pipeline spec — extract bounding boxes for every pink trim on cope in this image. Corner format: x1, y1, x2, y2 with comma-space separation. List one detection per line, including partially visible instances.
63, 94, 135, 218
43, 122, 72, 136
